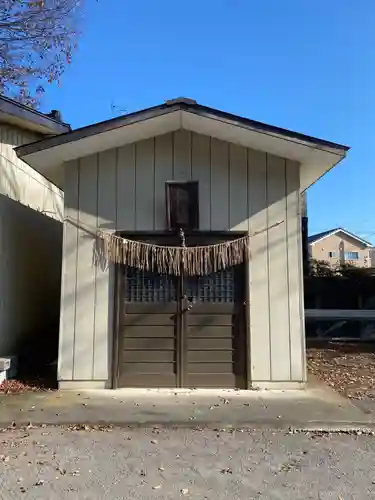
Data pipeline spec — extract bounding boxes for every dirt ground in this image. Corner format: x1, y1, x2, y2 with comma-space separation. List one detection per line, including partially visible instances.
307, 343, 375, 400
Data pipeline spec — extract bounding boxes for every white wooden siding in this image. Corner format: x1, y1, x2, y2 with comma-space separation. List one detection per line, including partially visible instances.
0, 124, 63, 221
191, 133, 210, 231
154, 135, 173, 230
73, 155, 97, 380
286, 160, 306, 381
94, 150, 117, 380
135, 139, 154, 231
267, 154, 290, 381
59, 131, 305, 385
58, 160, 79, 379
210, 138, 229, 230
248, 148, 270, 381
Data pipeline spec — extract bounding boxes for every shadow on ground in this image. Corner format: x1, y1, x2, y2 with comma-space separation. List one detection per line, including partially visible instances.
0, 376, 373, 431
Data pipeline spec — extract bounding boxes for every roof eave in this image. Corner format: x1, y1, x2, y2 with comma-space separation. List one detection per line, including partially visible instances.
309, 228, 372, 247
15, 104, 349, 190
0, 95, 70, 135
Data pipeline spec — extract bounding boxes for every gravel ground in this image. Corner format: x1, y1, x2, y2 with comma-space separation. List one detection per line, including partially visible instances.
0, 426, 374, 499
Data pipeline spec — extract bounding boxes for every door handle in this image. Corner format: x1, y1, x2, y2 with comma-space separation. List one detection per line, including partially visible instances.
182, 296, 196, 313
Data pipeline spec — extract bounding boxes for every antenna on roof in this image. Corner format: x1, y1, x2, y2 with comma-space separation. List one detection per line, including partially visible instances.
110, 100, 127, 117
165, 97, 197, 106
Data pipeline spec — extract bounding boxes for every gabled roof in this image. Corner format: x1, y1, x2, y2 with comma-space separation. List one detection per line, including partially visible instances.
0, 94, 70, 135
308, 228, 373, 247
15, 97, 349, 190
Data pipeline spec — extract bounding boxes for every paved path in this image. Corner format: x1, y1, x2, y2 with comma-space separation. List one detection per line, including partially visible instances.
0, 425, 374, 499
0, 382, 373, 431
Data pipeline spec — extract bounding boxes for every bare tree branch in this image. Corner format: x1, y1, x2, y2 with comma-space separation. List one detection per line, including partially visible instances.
0, 0, 83, 107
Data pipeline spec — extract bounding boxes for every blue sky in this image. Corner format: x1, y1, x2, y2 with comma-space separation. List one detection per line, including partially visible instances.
42, 0, 375, 241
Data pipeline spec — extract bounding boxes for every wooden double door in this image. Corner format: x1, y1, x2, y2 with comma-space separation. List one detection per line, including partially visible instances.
115, 233, 247, 389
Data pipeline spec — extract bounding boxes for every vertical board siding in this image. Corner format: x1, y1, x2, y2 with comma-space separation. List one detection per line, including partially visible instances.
117, 145, 136, 230
135, 139, 155, 230
248, 148, 271, 381
191, 133, 211, 231
154, 134, 173, 230
58, 160, 79, 380
210, 138, 229, 230
173, 130, 191, 180
229, 144, 248, 231
286, 160, 305, 381
267, 155, 290, 381
62, 131, 305, 385
93, 149, 117, 380
73, 155, 98, 380
0, 124, 63, 221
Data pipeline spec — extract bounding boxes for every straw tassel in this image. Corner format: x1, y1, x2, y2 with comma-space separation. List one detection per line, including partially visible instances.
96, 230, 250, 276
82, 218, 284, 276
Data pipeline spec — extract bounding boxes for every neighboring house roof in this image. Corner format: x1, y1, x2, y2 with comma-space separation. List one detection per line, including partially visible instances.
308, 228, 373, 247
15, 97, 349, 190
0, 94, 70, 135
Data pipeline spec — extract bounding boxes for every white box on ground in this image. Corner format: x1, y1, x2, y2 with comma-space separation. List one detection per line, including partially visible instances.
0, 358, 11, 372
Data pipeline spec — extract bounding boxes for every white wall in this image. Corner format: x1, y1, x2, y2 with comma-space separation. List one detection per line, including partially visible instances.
0, 123, 63, 221
0, 194, 62, 361
60, 131, 306, 388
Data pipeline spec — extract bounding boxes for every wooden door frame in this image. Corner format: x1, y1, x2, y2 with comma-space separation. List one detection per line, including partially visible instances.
111, 230, 250, 389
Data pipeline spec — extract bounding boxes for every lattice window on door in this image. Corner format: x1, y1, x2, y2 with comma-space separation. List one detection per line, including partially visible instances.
124, 267, 177, 303
184, 267, 235, 303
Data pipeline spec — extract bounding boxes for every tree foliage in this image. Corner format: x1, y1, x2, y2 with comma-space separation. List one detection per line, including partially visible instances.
309, 258, 374, 279
0, 0, 82, 107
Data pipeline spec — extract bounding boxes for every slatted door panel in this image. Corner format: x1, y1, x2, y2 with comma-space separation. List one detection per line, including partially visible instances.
184, 266, 246, 388
118, 267, 178, 387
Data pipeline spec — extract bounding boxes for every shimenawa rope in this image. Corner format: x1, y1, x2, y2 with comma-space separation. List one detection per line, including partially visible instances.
93, 220, 283, 276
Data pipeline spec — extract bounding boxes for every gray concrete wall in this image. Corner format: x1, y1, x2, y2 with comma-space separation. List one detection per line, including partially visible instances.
60, 131, 305, 388
0, 194, 62, 364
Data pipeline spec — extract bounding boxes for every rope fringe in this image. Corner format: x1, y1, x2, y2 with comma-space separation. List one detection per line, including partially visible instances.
65, 217, 283, 276
96, 231, 250, 276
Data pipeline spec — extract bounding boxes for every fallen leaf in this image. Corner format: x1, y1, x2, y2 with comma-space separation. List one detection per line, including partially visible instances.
307, 346, 375, 401
220, 468, 233, 474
